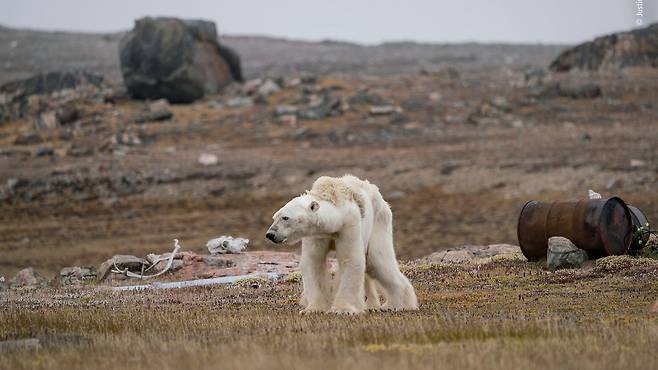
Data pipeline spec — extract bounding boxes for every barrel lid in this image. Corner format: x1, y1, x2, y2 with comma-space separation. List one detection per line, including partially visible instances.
599, 197, 633, 255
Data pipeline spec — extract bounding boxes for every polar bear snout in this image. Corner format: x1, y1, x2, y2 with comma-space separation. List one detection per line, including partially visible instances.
265, 226, 286, 244
265, 231, 281, 243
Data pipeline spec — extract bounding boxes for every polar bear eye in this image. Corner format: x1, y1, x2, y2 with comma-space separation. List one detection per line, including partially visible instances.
282, 216, 290, 221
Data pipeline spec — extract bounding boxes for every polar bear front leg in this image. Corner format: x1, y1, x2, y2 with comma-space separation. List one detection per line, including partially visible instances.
299, 238, 331, 313
330, 224, 366, 314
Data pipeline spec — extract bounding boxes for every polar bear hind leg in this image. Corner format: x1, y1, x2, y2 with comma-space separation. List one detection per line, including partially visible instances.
364, 274, 382, 310
367, 205, 418, 311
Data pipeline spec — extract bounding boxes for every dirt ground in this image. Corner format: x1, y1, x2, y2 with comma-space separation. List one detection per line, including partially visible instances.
1, 66, 658, 278
1, 256, 658, 370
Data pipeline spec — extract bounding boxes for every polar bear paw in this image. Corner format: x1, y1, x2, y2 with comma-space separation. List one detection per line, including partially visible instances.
299, 306, 326, 315
329, 304, 365, 315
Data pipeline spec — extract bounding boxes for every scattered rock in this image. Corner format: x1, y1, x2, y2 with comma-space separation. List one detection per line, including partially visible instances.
97, 255, 148, 281
275, 105, 298, 116
133, 100, 173, 123
34, 111, 59, 129
9, 267, 49, 288
224, 97, 254, 108
630, 159, 646, 168
550, 23, 658, 71
387, 191, 407, 199
207, 236, 249, 255
34, 146, 54, 157
369, 105, 403, 115
420, 244, 522, 264
13, 133, 42, 146
490, 96, 511, 112
546, 236, 588, 271
558, 83, 602, 99
578, 133, 592, 142
198, 153, 219, 166
203, 256, 236, 268
349, 89, 388, 106
297, 94, 342, 120
59, 266, 97, 285
119, 17, 241, 103
524, 67, 547, 88
532, 82, 601, 100
257, 79, 281, 97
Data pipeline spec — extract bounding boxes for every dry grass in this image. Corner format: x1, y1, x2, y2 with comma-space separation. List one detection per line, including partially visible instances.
2, 258, 657, 370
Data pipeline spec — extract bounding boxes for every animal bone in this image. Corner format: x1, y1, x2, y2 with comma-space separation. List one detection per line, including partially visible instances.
111, 239, 182, 279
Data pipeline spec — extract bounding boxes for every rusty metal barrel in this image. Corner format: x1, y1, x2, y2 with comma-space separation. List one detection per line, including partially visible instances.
517, 197, 633, 261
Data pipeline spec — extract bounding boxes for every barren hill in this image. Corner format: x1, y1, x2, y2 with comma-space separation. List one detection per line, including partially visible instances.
0, 25, 567, 84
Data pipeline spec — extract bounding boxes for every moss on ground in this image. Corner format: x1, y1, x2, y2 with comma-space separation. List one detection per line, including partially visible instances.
1, 258, 657, 370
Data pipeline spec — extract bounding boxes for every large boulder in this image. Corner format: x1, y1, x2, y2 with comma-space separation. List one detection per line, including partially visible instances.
119, 17, 243, 103
550, 23, 658, 71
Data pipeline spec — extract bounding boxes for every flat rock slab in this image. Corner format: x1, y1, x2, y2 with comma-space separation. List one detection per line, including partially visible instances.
157, 251, 302, 280
420, 244, 522, 264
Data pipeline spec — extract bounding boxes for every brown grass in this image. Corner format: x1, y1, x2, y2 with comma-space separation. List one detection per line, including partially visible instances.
2, 258, 657, 370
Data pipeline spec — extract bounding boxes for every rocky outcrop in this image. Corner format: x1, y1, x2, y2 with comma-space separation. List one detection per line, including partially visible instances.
0, 70, 104, 124
550, 23, 658, 71
119, 17, 243, 103
419, 244, 522, 264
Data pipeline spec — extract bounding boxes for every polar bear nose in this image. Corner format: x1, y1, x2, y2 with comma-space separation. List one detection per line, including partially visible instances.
266, 232, 276, 241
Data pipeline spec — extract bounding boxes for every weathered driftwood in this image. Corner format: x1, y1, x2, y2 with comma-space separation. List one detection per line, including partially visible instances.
111, 272, 279, 291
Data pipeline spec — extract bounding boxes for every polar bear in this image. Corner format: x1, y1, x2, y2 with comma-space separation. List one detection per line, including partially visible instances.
266, 174, 418, 314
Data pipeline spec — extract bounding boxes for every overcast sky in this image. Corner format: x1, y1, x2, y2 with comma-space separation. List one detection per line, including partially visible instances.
1, 0, 656, 44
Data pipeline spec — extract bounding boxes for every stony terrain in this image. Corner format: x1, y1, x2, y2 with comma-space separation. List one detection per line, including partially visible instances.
1, 22, 658, 370
2, 256, 658, 370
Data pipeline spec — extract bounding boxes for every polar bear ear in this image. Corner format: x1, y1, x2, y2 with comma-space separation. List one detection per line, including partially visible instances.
310, 200, 320, 212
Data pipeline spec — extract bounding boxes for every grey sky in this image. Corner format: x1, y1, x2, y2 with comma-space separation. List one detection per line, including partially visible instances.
1, 0, 656, 44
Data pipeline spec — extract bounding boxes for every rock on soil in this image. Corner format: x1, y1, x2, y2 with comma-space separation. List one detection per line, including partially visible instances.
419, 244, 522, 264
59, 266, 97, 285
9, 267, 49, 288
546, 236, 588, 271
97, 255, 149, 281
119, 17, 242, 103
550, 23, 658, 71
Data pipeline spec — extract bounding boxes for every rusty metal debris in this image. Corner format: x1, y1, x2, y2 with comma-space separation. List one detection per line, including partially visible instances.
517, 197, 634, 261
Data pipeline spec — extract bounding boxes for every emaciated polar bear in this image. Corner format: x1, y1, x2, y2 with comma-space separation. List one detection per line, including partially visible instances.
266, 175, 418, 314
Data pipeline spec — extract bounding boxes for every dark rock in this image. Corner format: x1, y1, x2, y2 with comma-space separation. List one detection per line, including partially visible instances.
119, 17, 241, 103
14, 133, 42, 145
216, 43, 244, 82
550, 23, 658, 71
349, 89, 388, 106
297, 94, 342, 120
558, 83, 602, 99
0, 70, 103, 102
531, 82, 601, 100
578, 133, 592, 142
546, 236, 588, 271
35, 146, 54, 157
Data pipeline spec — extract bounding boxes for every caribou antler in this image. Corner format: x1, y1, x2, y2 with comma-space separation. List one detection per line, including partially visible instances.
112, 239, 182, 279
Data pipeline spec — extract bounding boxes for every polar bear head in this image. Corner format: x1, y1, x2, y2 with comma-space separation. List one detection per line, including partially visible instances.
266, 194, 321, 245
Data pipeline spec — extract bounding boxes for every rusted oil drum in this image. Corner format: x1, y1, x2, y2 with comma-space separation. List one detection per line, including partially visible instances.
517, 197, 633, 261
628, 205, 650, 251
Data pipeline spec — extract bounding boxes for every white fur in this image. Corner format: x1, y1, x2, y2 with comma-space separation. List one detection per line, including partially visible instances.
267, 175, 418, 314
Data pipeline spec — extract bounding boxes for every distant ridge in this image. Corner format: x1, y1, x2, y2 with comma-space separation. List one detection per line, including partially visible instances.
0, 24, 567, 85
